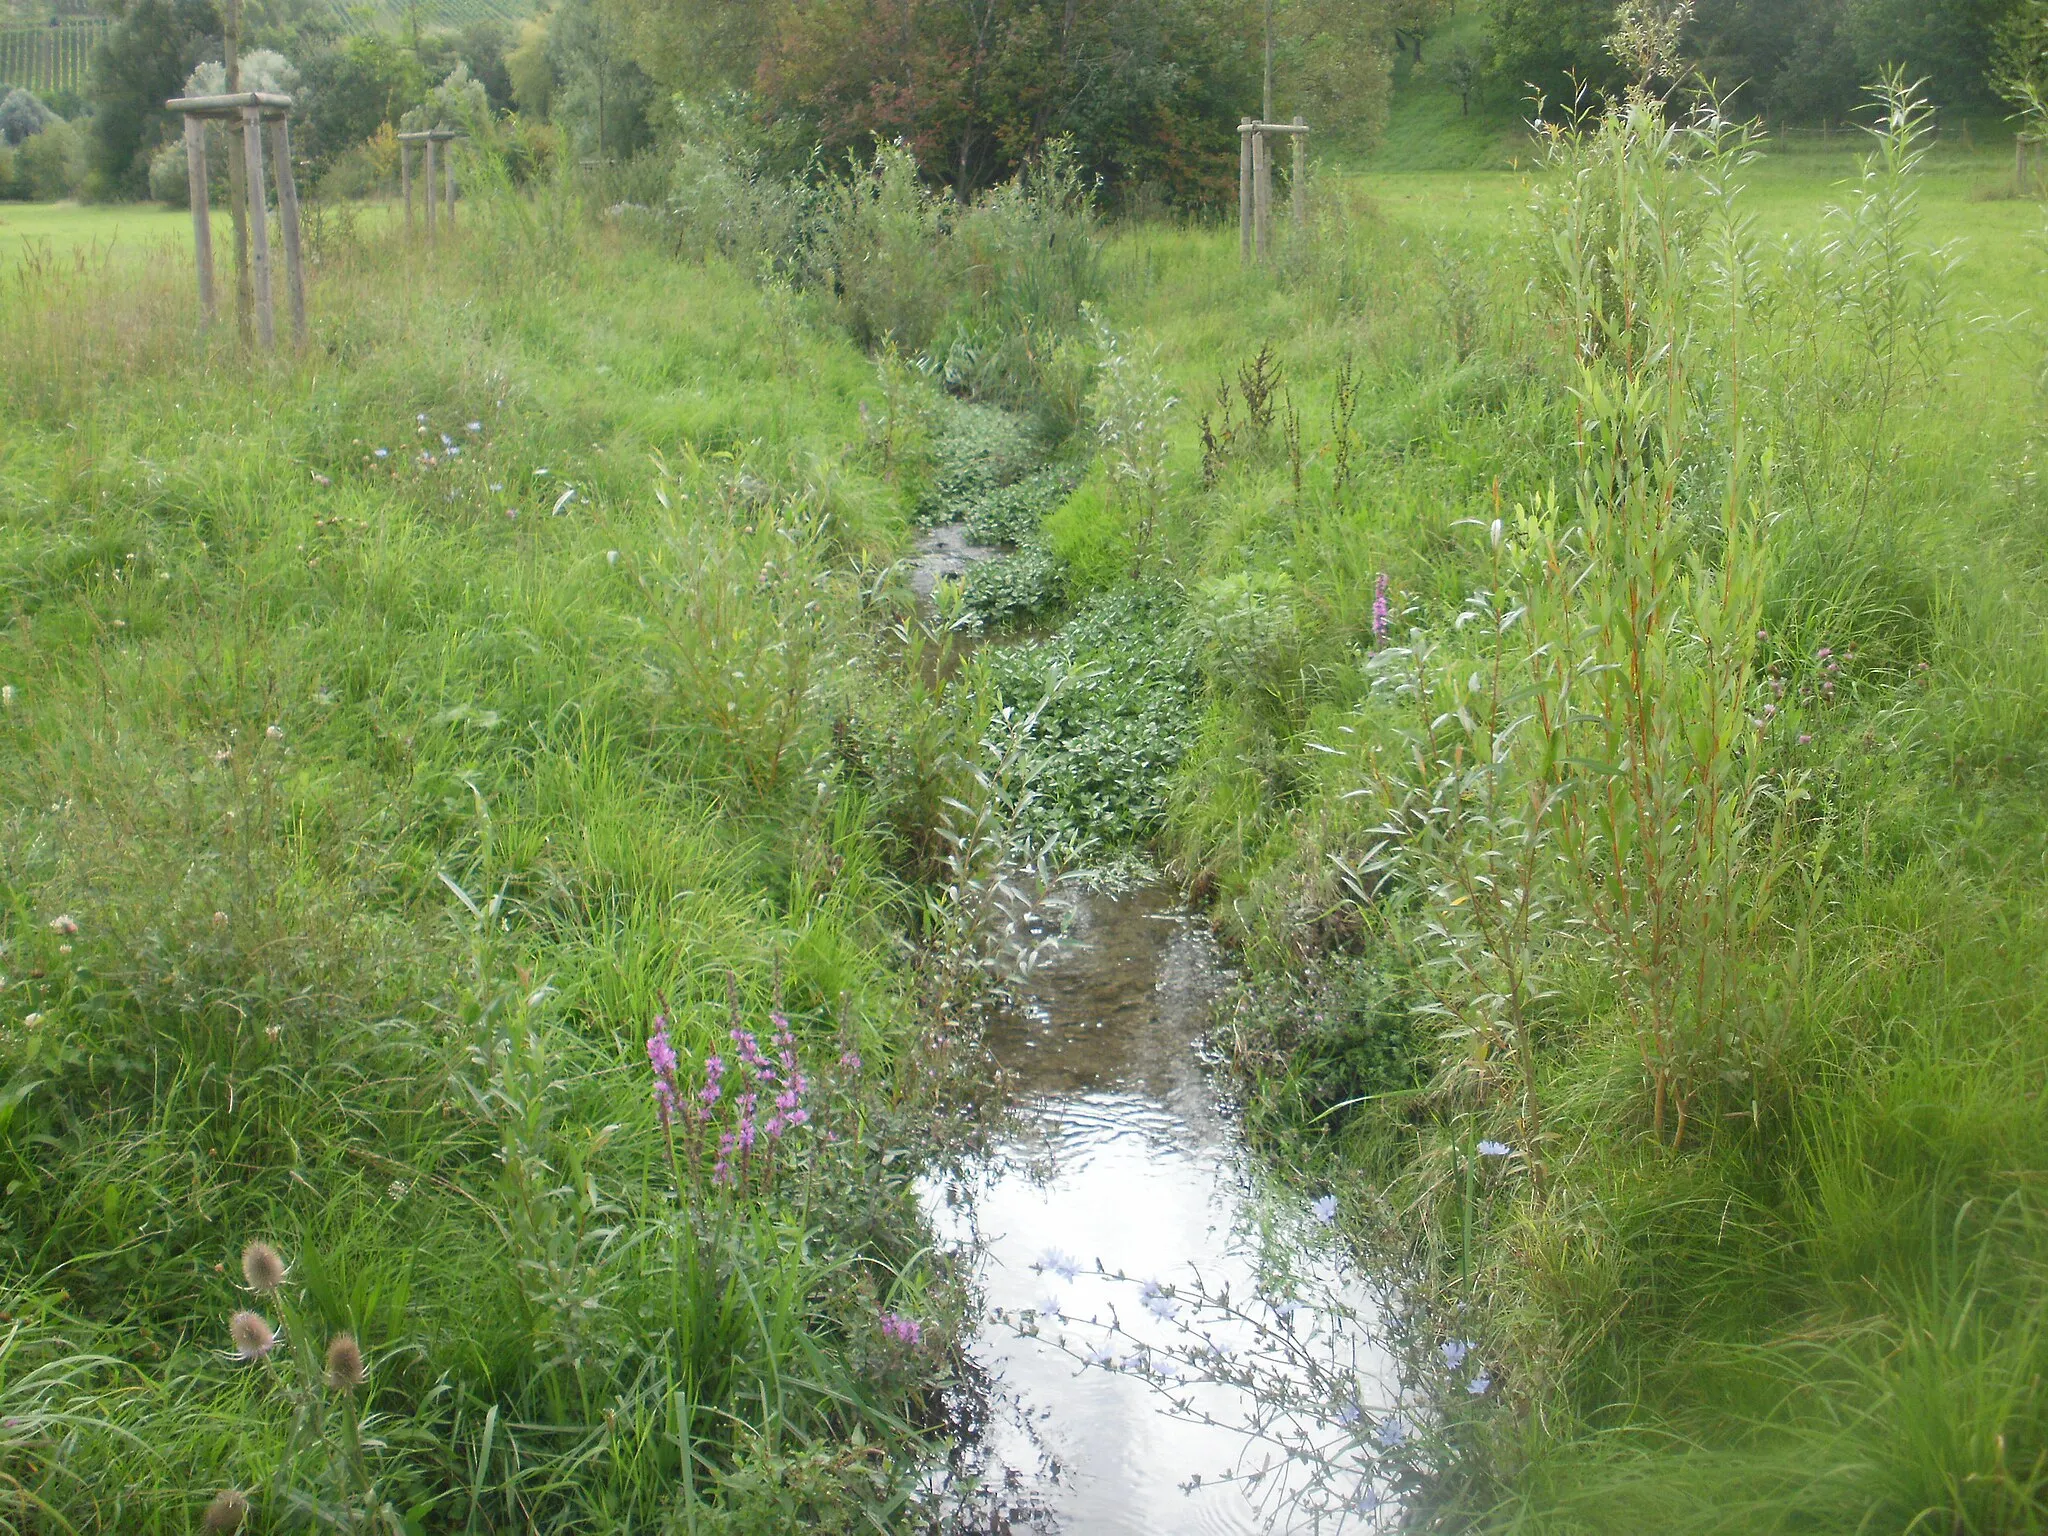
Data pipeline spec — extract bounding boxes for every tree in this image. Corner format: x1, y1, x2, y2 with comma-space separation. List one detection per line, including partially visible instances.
295, 31, 424, 164
88, 0, 221, 197
1443, 41, 1480, 113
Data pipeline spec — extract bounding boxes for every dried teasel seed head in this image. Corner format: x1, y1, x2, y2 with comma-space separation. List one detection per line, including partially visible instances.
202, 1489, 250, 1532
324, 1332, 366, 1392
229, 1310, 277, 1361
240, 1241, 286, 1293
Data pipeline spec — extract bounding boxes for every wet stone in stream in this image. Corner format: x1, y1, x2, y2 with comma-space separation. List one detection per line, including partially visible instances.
923, 886, 1403, 1534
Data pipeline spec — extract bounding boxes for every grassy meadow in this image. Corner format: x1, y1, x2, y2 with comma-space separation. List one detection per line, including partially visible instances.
4, 81, 2047, 1536
1, 185, 996, 1530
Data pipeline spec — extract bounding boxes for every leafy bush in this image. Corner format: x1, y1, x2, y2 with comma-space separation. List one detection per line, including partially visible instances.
961, 542, 1065, 629
984, 585, 1200, 852
0, 87, 55, 148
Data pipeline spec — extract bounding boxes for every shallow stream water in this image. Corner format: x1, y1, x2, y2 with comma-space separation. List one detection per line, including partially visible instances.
922, 885, 1400, 1534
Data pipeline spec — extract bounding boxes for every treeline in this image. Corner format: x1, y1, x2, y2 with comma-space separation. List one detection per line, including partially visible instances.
5, 0, 1433, 207
1487, 0, 2038, 122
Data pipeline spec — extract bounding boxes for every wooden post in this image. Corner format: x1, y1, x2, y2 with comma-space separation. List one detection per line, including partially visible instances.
242, 104, 274, 347
184, 115, 214, 324
424, 136, 437, 238
444, 136, 455, 229
1239, 119, 1254, 264
1291, 115, 1307, 228
1253, 126, 1272, 262
401, 139, 413, 237
266, 114, 306, 347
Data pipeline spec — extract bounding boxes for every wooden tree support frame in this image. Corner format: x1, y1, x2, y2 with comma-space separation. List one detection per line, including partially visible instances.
1239, 117, 1309, 265
167, 90, 305, 347
398, 129, 463, 242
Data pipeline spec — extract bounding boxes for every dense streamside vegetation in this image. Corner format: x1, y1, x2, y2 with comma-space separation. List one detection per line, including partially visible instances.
7, 28, 2048, 1536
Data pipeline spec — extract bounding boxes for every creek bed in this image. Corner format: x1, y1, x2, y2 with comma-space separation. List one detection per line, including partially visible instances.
922, 884, 1401, 1533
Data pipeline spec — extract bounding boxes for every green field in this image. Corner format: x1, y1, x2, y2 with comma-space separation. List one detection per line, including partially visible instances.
5, 72, 2048, 1534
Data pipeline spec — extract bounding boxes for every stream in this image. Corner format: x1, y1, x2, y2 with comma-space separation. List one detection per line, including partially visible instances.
921, 882, 1402, 1534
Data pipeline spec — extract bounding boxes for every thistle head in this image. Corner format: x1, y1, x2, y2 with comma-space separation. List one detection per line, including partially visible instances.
240, 1241, 287, 1294
229, 1311, 278, 1361
202, 1489, 251, 1532
324, 1332, 366, 1393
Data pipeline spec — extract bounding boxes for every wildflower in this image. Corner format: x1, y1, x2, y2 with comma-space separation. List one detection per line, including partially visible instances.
1140, 1281, 1180, 1321
229, 1310, 278, 1361
1, 685, 13, 704
606, 549, 620, 566
1477, 1140, 1512, 1158
467, 421, 482, 433
324, 1332, 366, 1392
266, 724, 284, 743
1468, 1372, 1491, 1395
213, 911, 229, 927
1373, 1413, 1409, 1449
441, 433, 454, 448
880, 1311, 922, 1345
839, 1047, 862, 1072
1372, 572, 1390, 643
1035, 1248, 1082, 1282
1337, 1399, 1362, 1426
48, 914, 78, 936
311, 472, 331, 487
647, 1016, 679, 1129
1272, 1298, 1300, 1324
1036, 1294, 1063, 1319
1311, 1193, 1338, 1224
374, 447, 388, 459
202, 1490, 251, 1532
417, 413, 427, 424
240, 1242, 287, 1293
1798, 733, 1812, 745
1440, 1339, 1472, 1370
22, 1013, 41, 1029
1349, 1487, 1382, 1515
1086, 1343, 1115, 1366
505, 509, 518, 520
698, 1052, 725, 1120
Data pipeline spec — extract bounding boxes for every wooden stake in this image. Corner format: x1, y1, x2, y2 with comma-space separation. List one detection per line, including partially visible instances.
424, 136, 437, 239
267, 114, 305, 347
1291, 115, 1306, 227
184, 115, 214, 323
1239, 119, 1254, 264
1253, 127, 1271, 262
401, 140, 413, 237
444, 137, 455, 229
242, 105, 274, 347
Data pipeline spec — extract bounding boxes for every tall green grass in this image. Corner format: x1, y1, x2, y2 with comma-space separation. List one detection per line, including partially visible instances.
0, 193, 990, 1529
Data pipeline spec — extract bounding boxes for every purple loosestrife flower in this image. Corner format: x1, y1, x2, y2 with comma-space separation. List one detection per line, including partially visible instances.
1372, 572, 1390, 643
647, 1017, 680, 1129
880, 1311, 922, 1345
698, 1052, 725, 1120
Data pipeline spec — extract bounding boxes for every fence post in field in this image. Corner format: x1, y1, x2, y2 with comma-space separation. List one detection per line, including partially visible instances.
165, 92, 302, 348
1252, 125, 1271, 260
241, 104, 275, 347
402, 138, 414, 237
1291, 116, 1307, 227
398, 129, 465, 246
445, 136, 457, 229
1240, 118, 1255, 264
183, 115, 214, 324
267, 115, 307, 347
424, 135, 438, 239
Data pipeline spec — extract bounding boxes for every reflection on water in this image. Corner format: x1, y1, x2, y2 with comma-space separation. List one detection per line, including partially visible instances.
925, 887, 1397, 1534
